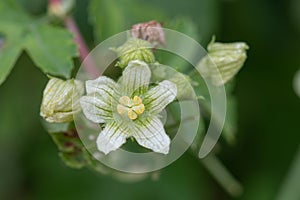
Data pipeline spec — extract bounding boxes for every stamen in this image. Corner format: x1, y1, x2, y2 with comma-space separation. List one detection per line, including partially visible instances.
132, 104, 145, 115
117, 104, 128, 114
119, 96, 131, 106
128, 109, 138, 120
133, 96, 142, 105
117, 95, 145, 120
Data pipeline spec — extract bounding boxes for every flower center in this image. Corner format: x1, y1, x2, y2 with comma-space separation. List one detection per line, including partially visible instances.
117, 95, 145, 120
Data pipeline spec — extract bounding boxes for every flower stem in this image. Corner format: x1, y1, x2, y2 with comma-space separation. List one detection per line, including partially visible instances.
201, 153, 243, 197
64, 16, 100, 78
48, 0, 100, 78
276, 146, 300, 200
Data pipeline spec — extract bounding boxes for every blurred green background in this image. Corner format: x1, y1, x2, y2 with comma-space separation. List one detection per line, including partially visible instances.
0, 0, 300, 199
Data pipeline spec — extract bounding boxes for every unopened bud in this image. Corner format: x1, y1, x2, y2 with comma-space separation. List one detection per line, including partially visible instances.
112, 38, 155, 69
40, 77, 84, 123
198, 37, 249, 86
169, 73, 195, 100
131, 20, 165, 47
151, 63, 195, 100
48, 0, 75, 19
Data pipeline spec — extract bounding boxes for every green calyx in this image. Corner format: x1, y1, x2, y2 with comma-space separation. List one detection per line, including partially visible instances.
112, 38, 155, 69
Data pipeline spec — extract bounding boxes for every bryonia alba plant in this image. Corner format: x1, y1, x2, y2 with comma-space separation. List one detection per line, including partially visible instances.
0, 0, 248, 197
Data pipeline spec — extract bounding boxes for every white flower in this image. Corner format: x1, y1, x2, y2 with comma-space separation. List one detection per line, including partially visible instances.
80, 60, 177, 155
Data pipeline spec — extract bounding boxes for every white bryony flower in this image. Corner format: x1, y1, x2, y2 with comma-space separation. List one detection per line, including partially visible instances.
80, 60, 177, 155
40, 77, 84, 123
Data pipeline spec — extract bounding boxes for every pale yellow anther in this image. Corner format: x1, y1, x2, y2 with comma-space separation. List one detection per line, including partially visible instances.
132, 104, 145, 115
133, 96, 142, 105
119, 96, 131, 106
128, 109, 138, 120
117, 95, 145, 120
117, 104, 128, 114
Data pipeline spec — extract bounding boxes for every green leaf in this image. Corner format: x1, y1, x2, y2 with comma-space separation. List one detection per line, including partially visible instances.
25, 24, 78, 79
0, 34, 23, 85
0, 0, 29, 85
0, 0, 78, 85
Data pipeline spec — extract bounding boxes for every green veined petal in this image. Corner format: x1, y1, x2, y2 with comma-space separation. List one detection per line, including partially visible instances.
96, 121, 129, 155
86, 76, 117, 101
144, 80, 177, 115
81, 76, 119, 123
133, 116, 170, 154
80, 94, 113, 123
120, 60, 151, 96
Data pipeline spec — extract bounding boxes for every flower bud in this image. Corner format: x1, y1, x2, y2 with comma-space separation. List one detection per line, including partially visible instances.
112, 38, 155, 68
151, 63, 195, 100
40, 77, 84, 123
169, 73, 195, 100
48, 0, 75, 19
131, 20, 165, 47
198, 37, 249, 86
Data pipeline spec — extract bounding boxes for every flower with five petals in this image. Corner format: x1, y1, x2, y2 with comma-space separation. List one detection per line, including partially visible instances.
80, 60, 177, 155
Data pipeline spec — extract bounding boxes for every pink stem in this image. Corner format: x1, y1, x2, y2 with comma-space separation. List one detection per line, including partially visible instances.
49, 0, 61, 5
64, 16, 100, 78
48, 0, 100, 78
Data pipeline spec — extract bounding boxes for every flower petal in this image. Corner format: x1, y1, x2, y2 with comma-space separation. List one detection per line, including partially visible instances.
144, 80, 177, 115
96, 121, 129, 155
81, 76, 118, 123
121, 60, 151, 96
86, 76, 116, 95
133, 116, 171, 154
80, 94, 113, 123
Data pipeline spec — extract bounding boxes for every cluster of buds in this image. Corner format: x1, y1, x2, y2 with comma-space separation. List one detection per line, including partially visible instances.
198, 37, 249, 86
40, 77, 84, 123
